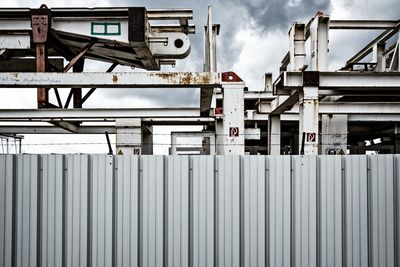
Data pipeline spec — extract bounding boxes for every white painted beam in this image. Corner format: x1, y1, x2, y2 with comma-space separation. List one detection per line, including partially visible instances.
0, 72, 221, 88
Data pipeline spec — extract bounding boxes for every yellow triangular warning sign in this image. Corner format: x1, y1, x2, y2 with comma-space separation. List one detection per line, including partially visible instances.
117, 150, 124, 155
338, 149, 345, 155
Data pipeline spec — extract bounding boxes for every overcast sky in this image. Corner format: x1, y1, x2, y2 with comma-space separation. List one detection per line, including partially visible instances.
0, 0, 398, 153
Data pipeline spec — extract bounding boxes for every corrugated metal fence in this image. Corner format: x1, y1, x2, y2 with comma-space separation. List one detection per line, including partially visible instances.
0, 154, 399, 267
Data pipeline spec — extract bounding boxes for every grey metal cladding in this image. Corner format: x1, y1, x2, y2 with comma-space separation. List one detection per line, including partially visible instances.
140, 155, 164, 267
190, 156, 214, 267
395, 155, 400, 267
318, 155, 343, 267
40, 154, 64, 267
0, 154, 398, 267
0, 155, 13, 267
65, 155, 89, 267
216, 156, 240, 267
268, 156, 291, 267
90, 154, 114, 267
166, 156, 190, 267
368, 155, 395, 267
15, 154, 39, 267
292, 155, 318, 267
241, 156, 266, 267
114, 155, 139, 267
344, 155, 369, 267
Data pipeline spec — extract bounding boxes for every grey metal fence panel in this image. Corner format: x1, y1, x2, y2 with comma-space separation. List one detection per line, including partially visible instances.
268, 156, 291, 267
115, 155, 139, 267
344, 155, 369, 267
216, 156, 240, 267
40, 155, 64, 267
65, 155, 89, 267
15, 155, 39, 267
190, 156, 214, 267
241, 156, 266, 267
140, 156, 164, 267
0, 155, 13, 267
395, 155, 400, 267
292, 155, 317, 267
166, 156, 189, 267
318, 155, 343, 267
368, 155, 395, 267
1, 154, 400, 266
90, 155, 114, 267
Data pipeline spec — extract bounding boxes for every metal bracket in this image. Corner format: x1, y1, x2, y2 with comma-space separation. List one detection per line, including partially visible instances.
31, 5, 50, 43
221, 71, 243, 83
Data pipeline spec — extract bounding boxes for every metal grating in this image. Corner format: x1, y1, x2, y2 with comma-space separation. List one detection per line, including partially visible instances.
0, 154, 399, 266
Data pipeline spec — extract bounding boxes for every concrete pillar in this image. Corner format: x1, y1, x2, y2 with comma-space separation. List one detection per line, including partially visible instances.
116, 119, 142, 155
321, 114, 348, 155
299, 86, 319, 155
218, 82, 245, 155
310, 14, 329, 71
289, 23, 305, 71
373, 42, 386, 72
268, 115, 281, 155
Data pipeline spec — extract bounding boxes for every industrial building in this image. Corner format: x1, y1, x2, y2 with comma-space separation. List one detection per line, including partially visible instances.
0, 4, 400, 267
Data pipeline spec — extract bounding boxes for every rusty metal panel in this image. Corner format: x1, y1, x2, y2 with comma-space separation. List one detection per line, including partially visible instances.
140, 156, 164, 267
115, 155, 139, 267
14, 155, 39, 267
190, 156, 214, 267
90, 155, 114, 267
0, 155, 13, 267
215, 156, 240, 267
241, 156, 266, 267
65, 155, 89, 267
268, 156, 291, 267
166, 156, 189, 266
40, 155, 64, 267
368, 155, 395, 267
344, 155, 369, 267
292, 155, 318, 267
318, 156, 343, 267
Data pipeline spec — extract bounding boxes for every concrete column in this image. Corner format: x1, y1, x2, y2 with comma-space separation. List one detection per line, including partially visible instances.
373, 42, 386, 72
116, 119, 142, 155
310, 14, 329, 71
299, 86, 319, 155
219, 83, 245, 155
268, 115, 281, 155
289, 23, 305, 71
321, 114, 348, 155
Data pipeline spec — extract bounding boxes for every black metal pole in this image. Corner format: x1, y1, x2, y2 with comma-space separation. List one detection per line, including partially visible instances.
105, 131, 113, 155
300, 132, 305, 155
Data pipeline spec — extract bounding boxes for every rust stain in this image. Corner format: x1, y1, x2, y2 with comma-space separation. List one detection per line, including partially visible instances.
112, 75, 118, 83
181, 73, 192, 85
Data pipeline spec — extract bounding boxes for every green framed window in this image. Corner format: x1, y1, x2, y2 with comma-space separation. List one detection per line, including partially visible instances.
91, 22, 121, 36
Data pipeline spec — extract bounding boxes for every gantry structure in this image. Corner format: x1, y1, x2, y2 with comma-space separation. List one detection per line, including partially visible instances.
0, 6, 399, 155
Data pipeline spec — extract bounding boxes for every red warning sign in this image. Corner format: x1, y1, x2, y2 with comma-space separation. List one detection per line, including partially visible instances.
229, 127, 239, 137
306, 132, 316, 142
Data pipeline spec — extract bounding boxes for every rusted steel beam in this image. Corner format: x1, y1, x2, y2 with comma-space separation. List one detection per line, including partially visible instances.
31, 5, 50, 108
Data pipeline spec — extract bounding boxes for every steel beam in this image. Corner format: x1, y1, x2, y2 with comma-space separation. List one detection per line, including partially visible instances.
0, 72, 221, 88
0, 108, 200, 120
345, 21, 400, 68
275, 71, 400, 95
0, 125, 116, 134
330, 20, 399, 29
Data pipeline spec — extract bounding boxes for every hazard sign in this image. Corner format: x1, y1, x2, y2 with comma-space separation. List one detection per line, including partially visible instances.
133, 147, 141, 155
117, 150, 123, 155
229, 127, 239, 137
306, 133, 316, 142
